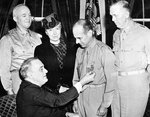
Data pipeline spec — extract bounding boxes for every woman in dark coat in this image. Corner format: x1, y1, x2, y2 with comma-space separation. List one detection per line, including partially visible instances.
34, 13, 77, 115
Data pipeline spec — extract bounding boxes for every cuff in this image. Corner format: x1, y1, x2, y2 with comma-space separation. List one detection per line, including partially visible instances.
74, 82, 82, 93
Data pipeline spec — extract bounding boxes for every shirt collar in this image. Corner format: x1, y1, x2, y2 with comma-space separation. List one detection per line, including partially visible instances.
16, 27, 31, 36
85, 38, 96, 52
122, 19, 135, 34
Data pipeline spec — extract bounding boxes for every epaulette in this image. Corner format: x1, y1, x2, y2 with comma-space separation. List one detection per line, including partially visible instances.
96, 41, 112, 51
140, 24, 147, 29
37, 33, 42, 38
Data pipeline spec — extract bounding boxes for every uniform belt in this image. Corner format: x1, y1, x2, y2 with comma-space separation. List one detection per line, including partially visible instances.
118, 69, 146, 76
86, 83, 105, 88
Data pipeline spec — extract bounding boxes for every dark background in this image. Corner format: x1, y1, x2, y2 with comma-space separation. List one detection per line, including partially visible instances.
1, 0, 150, 47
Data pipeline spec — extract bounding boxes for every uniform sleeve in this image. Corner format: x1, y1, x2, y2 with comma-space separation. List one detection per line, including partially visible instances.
101, 47, 116, 108
0, 35, 13, 92
30, 30, 42, 46
144, 29, 150, 65
35, 33, 42, 45
113, 30, 120, 52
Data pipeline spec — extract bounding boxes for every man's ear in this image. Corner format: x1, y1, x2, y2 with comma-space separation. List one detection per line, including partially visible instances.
13, 16, 17, 22
124, 10, 130, 19
27, 71, 32, 78
87, 30, 93, 37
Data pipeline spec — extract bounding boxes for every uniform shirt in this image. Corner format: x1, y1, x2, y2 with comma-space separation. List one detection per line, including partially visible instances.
0, 28, 41, 91
73, 38, 116, 108
113, 20, 150, 71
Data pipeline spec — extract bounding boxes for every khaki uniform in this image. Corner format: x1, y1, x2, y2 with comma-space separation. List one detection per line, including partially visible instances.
73, 39, 116, 117
112, 21, 150, 117
0, 28, 41, 94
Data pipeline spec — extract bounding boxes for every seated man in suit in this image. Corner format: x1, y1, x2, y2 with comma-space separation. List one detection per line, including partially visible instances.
16, 57, 95, 117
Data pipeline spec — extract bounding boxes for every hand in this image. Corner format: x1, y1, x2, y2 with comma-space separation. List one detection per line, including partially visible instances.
59, 86, 69, 93
7, 89, 14, 95
81, 85, 89, 92
80, 71, 95, 86
97, 106, 108, 117
73, 101, 78, 113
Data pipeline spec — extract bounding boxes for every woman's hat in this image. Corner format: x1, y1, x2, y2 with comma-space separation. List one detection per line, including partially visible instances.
42, 13, 60, 29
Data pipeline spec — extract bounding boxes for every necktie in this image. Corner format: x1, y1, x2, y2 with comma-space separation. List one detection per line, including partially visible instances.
80, 49, 94, 79
120, 30, 126, 49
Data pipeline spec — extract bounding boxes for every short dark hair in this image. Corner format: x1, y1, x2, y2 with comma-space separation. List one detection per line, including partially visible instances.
19, 57, 39, 80
73, 19, 96, 36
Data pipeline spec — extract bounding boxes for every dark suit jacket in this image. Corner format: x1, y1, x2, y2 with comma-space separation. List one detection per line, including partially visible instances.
16, 81, 79, 117
34, 36, 77, 91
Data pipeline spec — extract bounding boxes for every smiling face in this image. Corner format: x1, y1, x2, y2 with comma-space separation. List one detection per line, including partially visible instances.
13, 5, 32, 30
110, 2, 130, 29
45, 23, 61, 44
73, 24, 93, 48
29, 59, 48, 86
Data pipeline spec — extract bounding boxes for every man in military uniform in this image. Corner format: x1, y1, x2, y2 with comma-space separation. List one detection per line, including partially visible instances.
110, 1, 150, 117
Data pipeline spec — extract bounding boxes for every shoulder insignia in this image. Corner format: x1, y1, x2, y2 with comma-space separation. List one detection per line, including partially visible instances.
37, 33, 42, 38
96, 41, 112, 51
